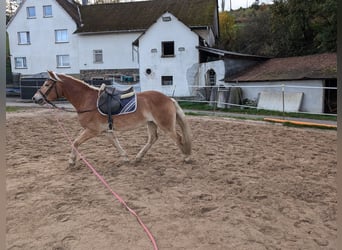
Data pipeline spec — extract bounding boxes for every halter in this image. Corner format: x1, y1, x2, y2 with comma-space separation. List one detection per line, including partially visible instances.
39, 78, 61, 109
39, 77, 97, 114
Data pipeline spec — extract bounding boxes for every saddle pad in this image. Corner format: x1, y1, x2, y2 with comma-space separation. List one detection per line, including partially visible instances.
97, 93, 137, 116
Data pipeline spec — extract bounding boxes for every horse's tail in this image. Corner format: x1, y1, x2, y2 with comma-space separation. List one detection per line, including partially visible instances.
171, 98, 192, 156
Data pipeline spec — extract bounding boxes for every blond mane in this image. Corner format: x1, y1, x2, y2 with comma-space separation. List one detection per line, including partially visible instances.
57, 73, 100, 91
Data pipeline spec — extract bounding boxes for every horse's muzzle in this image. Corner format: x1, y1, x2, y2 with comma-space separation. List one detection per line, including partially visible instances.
32, 93, 45, 105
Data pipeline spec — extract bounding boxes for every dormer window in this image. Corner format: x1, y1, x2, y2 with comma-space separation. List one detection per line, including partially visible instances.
43, 5, 52, 17
26, 6, 36, 18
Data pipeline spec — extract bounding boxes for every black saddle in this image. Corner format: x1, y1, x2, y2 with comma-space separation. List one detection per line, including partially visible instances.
97, 86, 135, 130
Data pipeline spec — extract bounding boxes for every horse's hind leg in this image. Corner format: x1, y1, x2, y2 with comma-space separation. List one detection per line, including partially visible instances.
69, 128, 98, 167
105, 131, 129, 165
135, 121, 158, 163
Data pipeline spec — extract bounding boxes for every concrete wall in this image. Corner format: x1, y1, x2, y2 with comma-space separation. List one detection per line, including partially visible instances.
225, 80, 325, 113
198, 60, 225, 87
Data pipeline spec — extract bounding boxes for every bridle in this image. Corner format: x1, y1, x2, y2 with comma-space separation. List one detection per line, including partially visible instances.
39, 78, 61, 109
39, 78, 97, 113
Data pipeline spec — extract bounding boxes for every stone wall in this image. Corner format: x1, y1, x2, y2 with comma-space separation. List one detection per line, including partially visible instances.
80, 69, 139, 81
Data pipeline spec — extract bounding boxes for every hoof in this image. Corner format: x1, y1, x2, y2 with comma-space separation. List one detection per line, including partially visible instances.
117, 158, 130, 167
184, 156, 192, 164
68, 161, 76, 168
133, 157, 142, 165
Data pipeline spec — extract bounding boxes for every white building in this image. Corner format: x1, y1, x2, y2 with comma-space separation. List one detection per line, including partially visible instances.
7, 0, 220, 97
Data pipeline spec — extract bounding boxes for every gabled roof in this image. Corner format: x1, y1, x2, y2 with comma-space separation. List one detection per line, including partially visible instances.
56, 0, 82, 26
225, 53, 337, 82
76, 0, 218, 34
7, 0, 82, 27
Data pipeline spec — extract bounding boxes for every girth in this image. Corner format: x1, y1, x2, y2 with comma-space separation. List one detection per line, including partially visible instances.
97, 86, 135, 130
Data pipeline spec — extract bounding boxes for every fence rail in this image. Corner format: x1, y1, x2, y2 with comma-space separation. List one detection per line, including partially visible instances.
11, 80, 337, 117
181, 84, 337, 117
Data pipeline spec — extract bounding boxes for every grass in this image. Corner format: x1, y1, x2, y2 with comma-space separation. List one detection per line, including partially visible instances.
6, 107, 22, 112
178, 101, 337, 121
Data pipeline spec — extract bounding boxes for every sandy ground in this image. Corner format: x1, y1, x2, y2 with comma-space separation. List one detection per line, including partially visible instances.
6, 108, 336, 250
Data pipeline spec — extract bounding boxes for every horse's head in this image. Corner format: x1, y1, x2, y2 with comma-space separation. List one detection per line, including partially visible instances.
32, 71, 63, 105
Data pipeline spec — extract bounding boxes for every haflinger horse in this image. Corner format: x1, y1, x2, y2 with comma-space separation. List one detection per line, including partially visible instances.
32, 71, 192, 167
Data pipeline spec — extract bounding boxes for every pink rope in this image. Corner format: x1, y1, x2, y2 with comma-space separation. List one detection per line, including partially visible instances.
53, 109, 159, 250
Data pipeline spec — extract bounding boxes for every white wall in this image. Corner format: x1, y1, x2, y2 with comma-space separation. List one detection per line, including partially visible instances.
138, 12, 199, 97
225, 80, 325, 113
7, 0, 79, 75
77, 32, 140, 70
198, 60, 225, 86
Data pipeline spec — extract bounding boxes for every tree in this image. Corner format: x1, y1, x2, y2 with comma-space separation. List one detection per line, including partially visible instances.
218, 11, 237, 49
270, 0, 336, 56
6, 0, 19, 23
224, 5, 273, 56
221, 0, 336, 57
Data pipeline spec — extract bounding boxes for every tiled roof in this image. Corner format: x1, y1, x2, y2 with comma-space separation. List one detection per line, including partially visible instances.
76, 0, 218, 33
56, 0, 82, 26
225, 53, 337, 82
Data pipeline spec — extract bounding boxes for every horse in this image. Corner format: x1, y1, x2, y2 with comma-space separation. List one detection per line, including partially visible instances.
32, 71, 192, 167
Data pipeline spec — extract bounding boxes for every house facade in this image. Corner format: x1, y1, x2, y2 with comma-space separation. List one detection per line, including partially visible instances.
136, 12, 200, 96
7, 0, 80, 75
7, 0, 219, 97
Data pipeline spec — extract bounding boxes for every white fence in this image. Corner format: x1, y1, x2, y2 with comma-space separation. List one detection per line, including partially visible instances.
176, 84, 337, 117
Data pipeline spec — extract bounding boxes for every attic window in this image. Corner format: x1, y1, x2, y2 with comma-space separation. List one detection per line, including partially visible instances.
162, 41, 174, 57
26, 6, 36, 18
43, 5, 52, 17
162, 16, 171, 22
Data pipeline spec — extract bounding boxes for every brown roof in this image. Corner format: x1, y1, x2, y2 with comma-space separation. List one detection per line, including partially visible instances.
76, 0, 218, 33
225, 53, 337, 82
56, 0, 82, 26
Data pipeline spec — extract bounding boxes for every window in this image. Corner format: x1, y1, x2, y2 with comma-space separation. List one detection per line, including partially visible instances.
27, 6, 36, 18
14, 57, 27, 69
43, 5, 52, 17
18, 32, 30, 45
56, 55, 70, 67
55, 29, 68, 43
162, 41, 175, 57
162, 16, 172, 22
161, 76, 173, 86
93, 50, 103, 63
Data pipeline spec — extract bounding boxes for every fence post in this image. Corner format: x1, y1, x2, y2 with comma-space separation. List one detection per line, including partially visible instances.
282, 84, 285, 117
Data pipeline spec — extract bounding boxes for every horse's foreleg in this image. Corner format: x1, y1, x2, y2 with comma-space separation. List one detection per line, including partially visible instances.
69, 128, 97, 167
135, 122, 158, 163
105, 131, 129, 165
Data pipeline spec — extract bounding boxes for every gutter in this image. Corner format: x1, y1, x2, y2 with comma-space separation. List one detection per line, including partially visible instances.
74, 29, 146, 35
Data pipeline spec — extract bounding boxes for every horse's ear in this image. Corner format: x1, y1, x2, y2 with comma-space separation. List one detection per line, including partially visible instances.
47, 70, 62, 82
